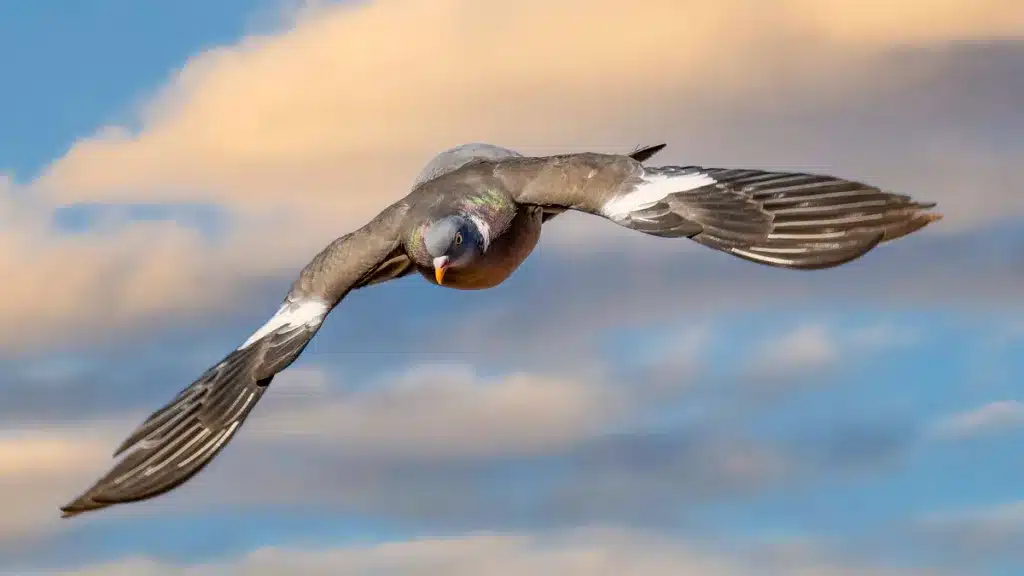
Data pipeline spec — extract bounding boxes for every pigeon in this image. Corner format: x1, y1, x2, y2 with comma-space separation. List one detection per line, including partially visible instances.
60, 142, 940, 517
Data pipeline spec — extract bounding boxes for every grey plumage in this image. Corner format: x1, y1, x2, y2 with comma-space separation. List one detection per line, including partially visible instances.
61, 142, 940, 517
412, 143, 523, 188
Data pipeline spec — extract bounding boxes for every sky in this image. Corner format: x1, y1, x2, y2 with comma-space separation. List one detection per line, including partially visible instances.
1, 0, 1022, 574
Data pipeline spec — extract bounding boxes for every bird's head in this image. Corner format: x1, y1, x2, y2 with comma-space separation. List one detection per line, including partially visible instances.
423, 215, 485, 285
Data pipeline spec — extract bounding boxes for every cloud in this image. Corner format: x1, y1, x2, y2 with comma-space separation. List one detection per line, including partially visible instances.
0, 424, 128, 540
750, 325, 839, 374
33, 0, 1022, 215
247, 364, 619, 459
747, 321, 922, 376
0, 0, 1019, 350
0, 354, 813, 544
59, 527, 931, 576
0, 312, 952, 562
927, 400, 1024, 439
0, 362, 621, 541
0, 426, 782, 546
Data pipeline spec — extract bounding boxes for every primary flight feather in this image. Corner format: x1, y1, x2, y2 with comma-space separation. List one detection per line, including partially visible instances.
60, 142, 939, 517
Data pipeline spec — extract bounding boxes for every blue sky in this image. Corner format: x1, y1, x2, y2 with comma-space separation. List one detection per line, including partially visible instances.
1, 1, 1023, 575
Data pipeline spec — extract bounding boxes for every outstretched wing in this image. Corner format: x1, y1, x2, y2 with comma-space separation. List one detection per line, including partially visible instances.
60, 203, 412, 518
495, 153, 941, 270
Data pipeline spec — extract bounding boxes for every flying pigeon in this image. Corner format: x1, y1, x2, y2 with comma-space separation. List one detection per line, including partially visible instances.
60, 142, 940, 517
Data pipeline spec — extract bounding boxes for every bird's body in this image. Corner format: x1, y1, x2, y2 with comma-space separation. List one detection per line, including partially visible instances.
60, 141, 942, 518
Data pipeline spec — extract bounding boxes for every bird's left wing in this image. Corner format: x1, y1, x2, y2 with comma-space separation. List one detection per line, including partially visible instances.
492, 153, 940, 269
60, 203, 411, 518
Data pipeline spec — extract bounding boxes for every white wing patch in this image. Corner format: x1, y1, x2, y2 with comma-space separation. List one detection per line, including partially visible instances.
468, 214, 492, 252
601, 170, 717, 220
238, 298, 329, 349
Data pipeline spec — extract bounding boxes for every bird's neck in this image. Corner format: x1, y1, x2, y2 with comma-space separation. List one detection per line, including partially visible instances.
404, 223, 433, 265
456, 190, 515, 246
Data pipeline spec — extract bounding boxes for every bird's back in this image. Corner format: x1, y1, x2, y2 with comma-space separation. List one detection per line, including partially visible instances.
412, 143, 522, 188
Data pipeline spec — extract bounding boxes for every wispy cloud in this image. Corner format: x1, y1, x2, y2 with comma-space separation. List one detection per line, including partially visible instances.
928, 400, 1024, 439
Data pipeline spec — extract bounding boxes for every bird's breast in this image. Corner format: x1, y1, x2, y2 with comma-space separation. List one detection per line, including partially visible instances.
420, 207, 542, 290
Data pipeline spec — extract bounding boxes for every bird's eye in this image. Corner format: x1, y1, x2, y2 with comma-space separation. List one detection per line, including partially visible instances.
454, 232, 463, 246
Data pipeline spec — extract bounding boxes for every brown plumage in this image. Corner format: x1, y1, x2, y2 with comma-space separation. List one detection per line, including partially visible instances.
60, 141, 940, 517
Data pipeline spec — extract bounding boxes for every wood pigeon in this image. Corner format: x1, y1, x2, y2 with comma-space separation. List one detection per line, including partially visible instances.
60, 142, 940, 517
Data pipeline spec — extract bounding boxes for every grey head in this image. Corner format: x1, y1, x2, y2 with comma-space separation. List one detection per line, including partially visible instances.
422, 214, 487, 284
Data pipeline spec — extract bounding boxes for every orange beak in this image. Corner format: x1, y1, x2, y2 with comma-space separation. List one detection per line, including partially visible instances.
433, 256, 449, 285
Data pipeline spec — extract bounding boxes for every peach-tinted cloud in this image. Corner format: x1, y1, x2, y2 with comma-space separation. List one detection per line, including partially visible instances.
2, 0, 1019, 348
786, 0, 1023, 44
0, 210, 312, 350
35, 0, 1022, 218
0, 425, 125, 539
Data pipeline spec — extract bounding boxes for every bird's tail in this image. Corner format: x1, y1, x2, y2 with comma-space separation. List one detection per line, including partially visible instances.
621, 166, 941, 269
628, 143, 667, 163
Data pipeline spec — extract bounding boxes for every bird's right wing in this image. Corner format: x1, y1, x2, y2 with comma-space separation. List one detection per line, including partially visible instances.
60, 203, 412, 518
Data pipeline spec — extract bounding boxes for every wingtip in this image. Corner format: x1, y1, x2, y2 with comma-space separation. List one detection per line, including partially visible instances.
913, 206, 944, 227
60, 491, 108, 519
112, 439, 133, 458
877, 206, 943, 243
60, 499, 110, 519
59, 504, 85, 519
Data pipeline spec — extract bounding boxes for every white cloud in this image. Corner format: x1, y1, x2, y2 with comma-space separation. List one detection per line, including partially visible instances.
928, 401, 1024, 439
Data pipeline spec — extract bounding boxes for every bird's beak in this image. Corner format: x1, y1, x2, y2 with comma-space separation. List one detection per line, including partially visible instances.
433, 256, 449, 285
